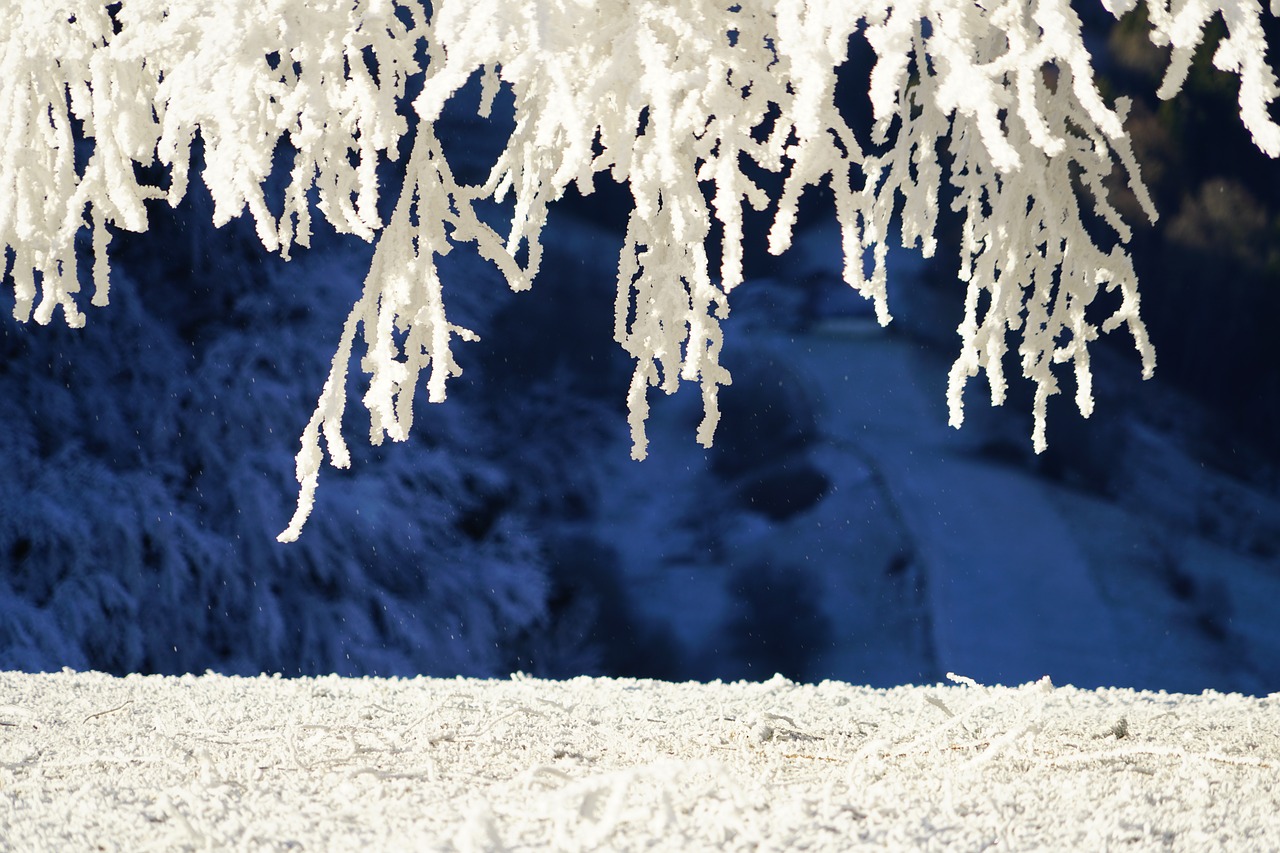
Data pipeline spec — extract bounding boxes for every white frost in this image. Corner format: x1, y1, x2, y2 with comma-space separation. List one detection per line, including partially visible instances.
2, 670, 1279, 849
2, 0, 1276, 539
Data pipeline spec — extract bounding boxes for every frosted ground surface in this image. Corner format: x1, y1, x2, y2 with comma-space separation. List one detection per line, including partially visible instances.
2, 670, 1278, 850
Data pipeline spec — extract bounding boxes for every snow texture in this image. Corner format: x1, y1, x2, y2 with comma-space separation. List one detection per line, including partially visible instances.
2, 670, 1278, 850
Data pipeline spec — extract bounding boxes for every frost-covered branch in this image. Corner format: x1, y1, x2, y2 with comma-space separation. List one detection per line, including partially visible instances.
3, 0, 1277, 540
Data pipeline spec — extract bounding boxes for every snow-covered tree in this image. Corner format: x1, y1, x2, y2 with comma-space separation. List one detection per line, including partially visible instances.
3, 0, 1277, 541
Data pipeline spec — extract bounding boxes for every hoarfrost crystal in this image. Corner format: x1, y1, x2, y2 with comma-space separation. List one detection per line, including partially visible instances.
2, 0, 1276, 540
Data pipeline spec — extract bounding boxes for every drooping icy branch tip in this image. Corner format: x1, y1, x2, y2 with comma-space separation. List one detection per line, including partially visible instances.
2, 0, 1276, 541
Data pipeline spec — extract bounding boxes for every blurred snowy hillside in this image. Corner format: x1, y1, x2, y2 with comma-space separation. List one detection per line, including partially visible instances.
4, 178, 1279, 693
4, 24, 1280, 694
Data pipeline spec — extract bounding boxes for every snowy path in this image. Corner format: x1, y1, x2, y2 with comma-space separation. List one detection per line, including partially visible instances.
786, 332, 1125, 688
2, 670, 1277, 850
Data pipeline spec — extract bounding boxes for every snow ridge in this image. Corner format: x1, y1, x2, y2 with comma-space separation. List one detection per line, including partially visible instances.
2, 670, 1277, 850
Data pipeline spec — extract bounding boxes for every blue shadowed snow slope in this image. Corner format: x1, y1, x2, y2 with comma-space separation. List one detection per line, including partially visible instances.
3, 195, 1279, 691
4, 77, 1280, 692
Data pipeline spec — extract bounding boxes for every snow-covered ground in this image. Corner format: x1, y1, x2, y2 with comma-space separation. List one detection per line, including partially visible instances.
2, 670, 1277, 850
4, 163, 1280, 852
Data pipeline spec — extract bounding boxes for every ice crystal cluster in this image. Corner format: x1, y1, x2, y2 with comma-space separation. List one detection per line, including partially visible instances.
3, 0, 1277, 540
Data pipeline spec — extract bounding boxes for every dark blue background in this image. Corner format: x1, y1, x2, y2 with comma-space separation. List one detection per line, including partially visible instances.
3, 9, 1279, 693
